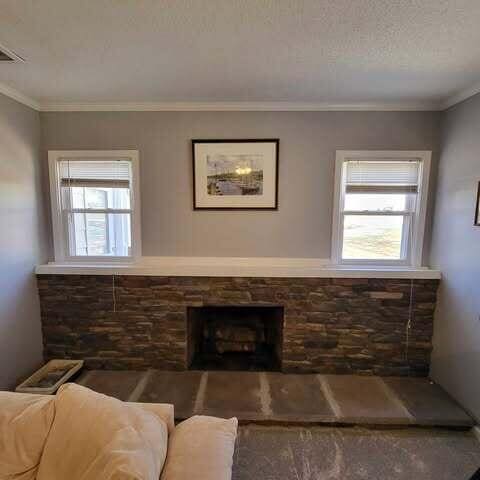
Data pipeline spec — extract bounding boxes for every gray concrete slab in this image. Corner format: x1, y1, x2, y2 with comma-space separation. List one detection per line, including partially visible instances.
74, 370, 474, 427
202, 371, 265, 421
76, 370, 144, 401
322, 375, 412, 424
267, 373, 335, 422
137, 370, 203, 419
383, 377, 475, 427
233, 425, 480, 480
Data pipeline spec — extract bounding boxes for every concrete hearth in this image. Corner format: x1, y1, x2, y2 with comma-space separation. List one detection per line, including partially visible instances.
75, 370, 474, 428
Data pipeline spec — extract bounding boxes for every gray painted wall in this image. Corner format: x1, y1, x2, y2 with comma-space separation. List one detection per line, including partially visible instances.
41, 111, 440, 261
0, 93, 48, 389
430, 94, 480, 421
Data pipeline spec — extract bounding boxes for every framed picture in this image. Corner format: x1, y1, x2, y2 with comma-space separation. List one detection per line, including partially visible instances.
475, 182, 480, 226
192, 139, 279, 210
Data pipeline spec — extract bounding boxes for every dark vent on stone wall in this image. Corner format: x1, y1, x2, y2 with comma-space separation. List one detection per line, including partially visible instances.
0, 50, 14, 61
0, 46, 23, 62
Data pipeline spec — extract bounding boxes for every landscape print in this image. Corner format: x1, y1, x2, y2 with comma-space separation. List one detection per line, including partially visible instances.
207, 154, 264, 196
193, 139, 278, 209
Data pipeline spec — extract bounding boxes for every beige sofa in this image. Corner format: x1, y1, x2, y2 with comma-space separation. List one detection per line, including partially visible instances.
0, 383, 238, 480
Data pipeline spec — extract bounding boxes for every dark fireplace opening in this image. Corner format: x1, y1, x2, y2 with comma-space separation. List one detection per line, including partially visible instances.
187, 305, 284, 371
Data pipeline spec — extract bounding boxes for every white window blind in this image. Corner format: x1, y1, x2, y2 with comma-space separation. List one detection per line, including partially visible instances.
345, 160, 420, 193
59, 160, 131, 188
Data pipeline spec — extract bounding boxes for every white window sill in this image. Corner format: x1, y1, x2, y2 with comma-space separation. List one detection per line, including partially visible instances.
35, 256, 441, 279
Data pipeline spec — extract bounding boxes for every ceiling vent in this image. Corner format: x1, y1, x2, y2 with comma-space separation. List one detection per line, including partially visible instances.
0, 44, 24, 62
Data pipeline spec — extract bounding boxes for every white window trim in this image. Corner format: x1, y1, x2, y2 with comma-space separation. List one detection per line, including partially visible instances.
331, 150, 431, 267
48, 150, 142, 263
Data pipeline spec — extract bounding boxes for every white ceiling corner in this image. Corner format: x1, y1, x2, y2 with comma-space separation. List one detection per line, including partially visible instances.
0, 81, 40, 110
441, 81, 480, 110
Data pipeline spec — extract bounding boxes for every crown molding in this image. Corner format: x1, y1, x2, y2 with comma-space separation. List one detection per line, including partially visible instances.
0, 82, 447, 112
442, 81, 480, 110
39, 100, 441, 112
5, 79, 480, 112
0, 81, 40, 110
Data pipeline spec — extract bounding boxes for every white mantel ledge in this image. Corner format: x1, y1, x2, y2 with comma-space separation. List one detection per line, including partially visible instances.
35, 257, 441, 279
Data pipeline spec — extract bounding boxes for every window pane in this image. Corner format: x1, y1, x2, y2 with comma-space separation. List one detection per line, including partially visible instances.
344, 193, 413, 212
71, 213, 131, 256
85, 188, 108, 209
342, 215, 405, 260
68, 187, 130, 210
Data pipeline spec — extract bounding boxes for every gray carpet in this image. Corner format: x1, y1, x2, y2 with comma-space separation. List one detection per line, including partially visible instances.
233, 426, 480, 480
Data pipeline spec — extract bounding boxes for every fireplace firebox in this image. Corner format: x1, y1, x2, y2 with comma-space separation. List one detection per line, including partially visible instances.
187, 305, 283, 371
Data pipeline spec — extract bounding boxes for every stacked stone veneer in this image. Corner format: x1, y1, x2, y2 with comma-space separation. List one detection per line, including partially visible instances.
37, 275, 439, 376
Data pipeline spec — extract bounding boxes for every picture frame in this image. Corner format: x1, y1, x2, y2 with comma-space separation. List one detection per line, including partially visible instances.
192, 139, 279, 210
475, 181, 480, 226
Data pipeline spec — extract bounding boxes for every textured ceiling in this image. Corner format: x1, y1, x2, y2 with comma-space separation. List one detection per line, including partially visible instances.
0, 0, 480, 107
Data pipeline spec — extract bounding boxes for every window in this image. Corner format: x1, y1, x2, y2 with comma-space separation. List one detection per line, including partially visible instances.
49, 151, 141, 262
332, 151, 431, 266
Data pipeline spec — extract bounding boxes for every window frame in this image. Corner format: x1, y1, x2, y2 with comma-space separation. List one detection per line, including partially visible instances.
331, 150, 431, 267
48, 150, 142, 263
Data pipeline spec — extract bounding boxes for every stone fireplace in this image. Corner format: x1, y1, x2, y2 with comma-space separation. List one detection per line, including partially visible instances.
187, 305, 283, 371
37, 274, 439, 376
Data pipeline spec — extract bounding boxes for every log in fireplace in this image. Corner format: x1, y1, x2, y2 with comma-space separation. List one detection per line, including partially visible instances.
187, 305, 284, 371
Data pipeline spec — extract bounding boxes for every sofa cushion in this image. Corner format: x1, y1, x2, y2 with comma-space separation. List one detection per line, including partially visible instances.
161, 415, 238, 480
127, 401, 175, 434
0, 391, 55, 480
36, 383, 168, 480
